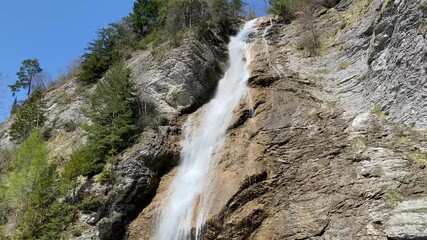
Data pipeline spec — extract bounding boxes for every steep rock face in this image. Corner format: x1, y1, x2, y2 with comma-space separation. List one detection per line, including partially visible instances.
285, 0, 427, 128
128, 33, 226, 114
204, 11, 427, 239
72, 32, 229, 240
127, 1, 427, 239
2, 0, 426, 239
0, 31, 228, 240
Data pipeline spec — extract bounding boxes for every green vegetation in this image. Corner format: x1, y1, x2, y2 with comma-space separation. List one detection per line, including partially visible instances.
8, 59, 43, 97
78, 0, 245, 85
62, 146, 102, 188
9, 90, 46, 142
127, 0, 161, 37
78, 195, 104, 214
268, 0, 321, 54
385, 187, 404, 208
267, 0, 309, 21
350, 136, 367, 150
408, 149, 427, 168
78, 26, 124, 84
63, 61, 140, 192
371, 104, 386, 117
84, 61, 139, 155
0, 131, 75, 239
267, 0, 338, 21
268, 0, 343, 56
2, 1, 248, 237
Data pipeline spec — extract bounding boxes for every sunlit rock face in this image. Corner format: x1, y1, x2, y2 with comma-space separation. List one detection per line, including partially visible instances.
128, 0, 427, 239
2, 0, 427, 239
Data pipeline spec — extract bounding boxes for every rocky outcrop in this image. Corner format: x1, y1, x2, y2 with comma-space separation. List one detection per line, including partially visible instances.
385, 199, 427, 239
285, 0, 427, 128
0, 29, 229, 240
65, 32, 229, 240
128, 32, 226, 115
2, 0, 426, 239
127, 0, 427, 239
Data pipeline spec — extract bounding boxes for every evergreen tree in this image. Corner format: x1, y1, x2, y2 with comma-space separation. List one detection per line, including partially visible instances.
9, 90, 45, 142
127, 0, 161, 37
8, 59, 43, 97
18, 164, 74, 240
164, 0, 210, 35
84, 61, 139, 155
78, 26, 122, 84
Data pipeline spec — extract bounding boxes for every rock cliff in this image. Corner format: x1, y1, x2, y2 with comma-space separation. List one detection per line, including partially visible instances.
1, 0, 426, 239
127, 0, 427, 239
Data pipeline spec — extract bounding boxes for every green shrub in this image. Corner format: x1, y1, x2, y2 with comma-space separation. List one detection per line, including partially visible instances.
78, 195, 104, 214
141, 29, 166, 49
169, 33, 183, 48
408, 149, 427, 168
62, 146, 103, 185
371, 105, 386, 116
96, 167, 115, 184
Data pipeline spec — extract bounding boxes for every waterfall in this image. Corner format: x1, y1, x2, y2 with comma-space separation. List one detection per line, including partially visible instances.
155, 19, 257, 240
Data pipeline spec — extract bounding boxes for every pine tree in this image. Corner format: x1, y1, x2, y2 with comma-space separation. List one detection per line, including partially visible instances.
78, 26, 122, 84
127, 0, 161, 37
84, 61, 139, 155
9, 90, 45, 142
8, 59, 43, 97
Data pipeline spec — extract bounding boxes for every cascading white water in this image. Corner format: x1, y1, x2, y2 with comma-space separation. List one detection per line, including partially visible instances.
155, 19, 257, 240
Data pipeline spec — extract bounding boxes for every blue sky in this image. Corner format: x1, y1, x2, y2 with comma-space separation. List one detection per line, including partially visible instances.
0, 0, 267, 122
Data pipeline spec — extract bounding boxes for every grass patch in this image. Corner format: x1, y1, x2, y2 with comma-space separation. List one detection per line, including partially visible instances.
350, 136, 367, 150
371, 105, 386, 116
95, 164, 115, 184
344, 0, 372, 27
395, 136, 410, 145
385, 187, 404, 208
78, 195, 104, 214
408, 149, 427, 168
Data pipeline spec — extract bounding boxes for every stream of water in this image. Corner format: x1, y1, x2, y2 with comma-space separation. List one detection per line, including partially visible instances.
155, 19, 257, 240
